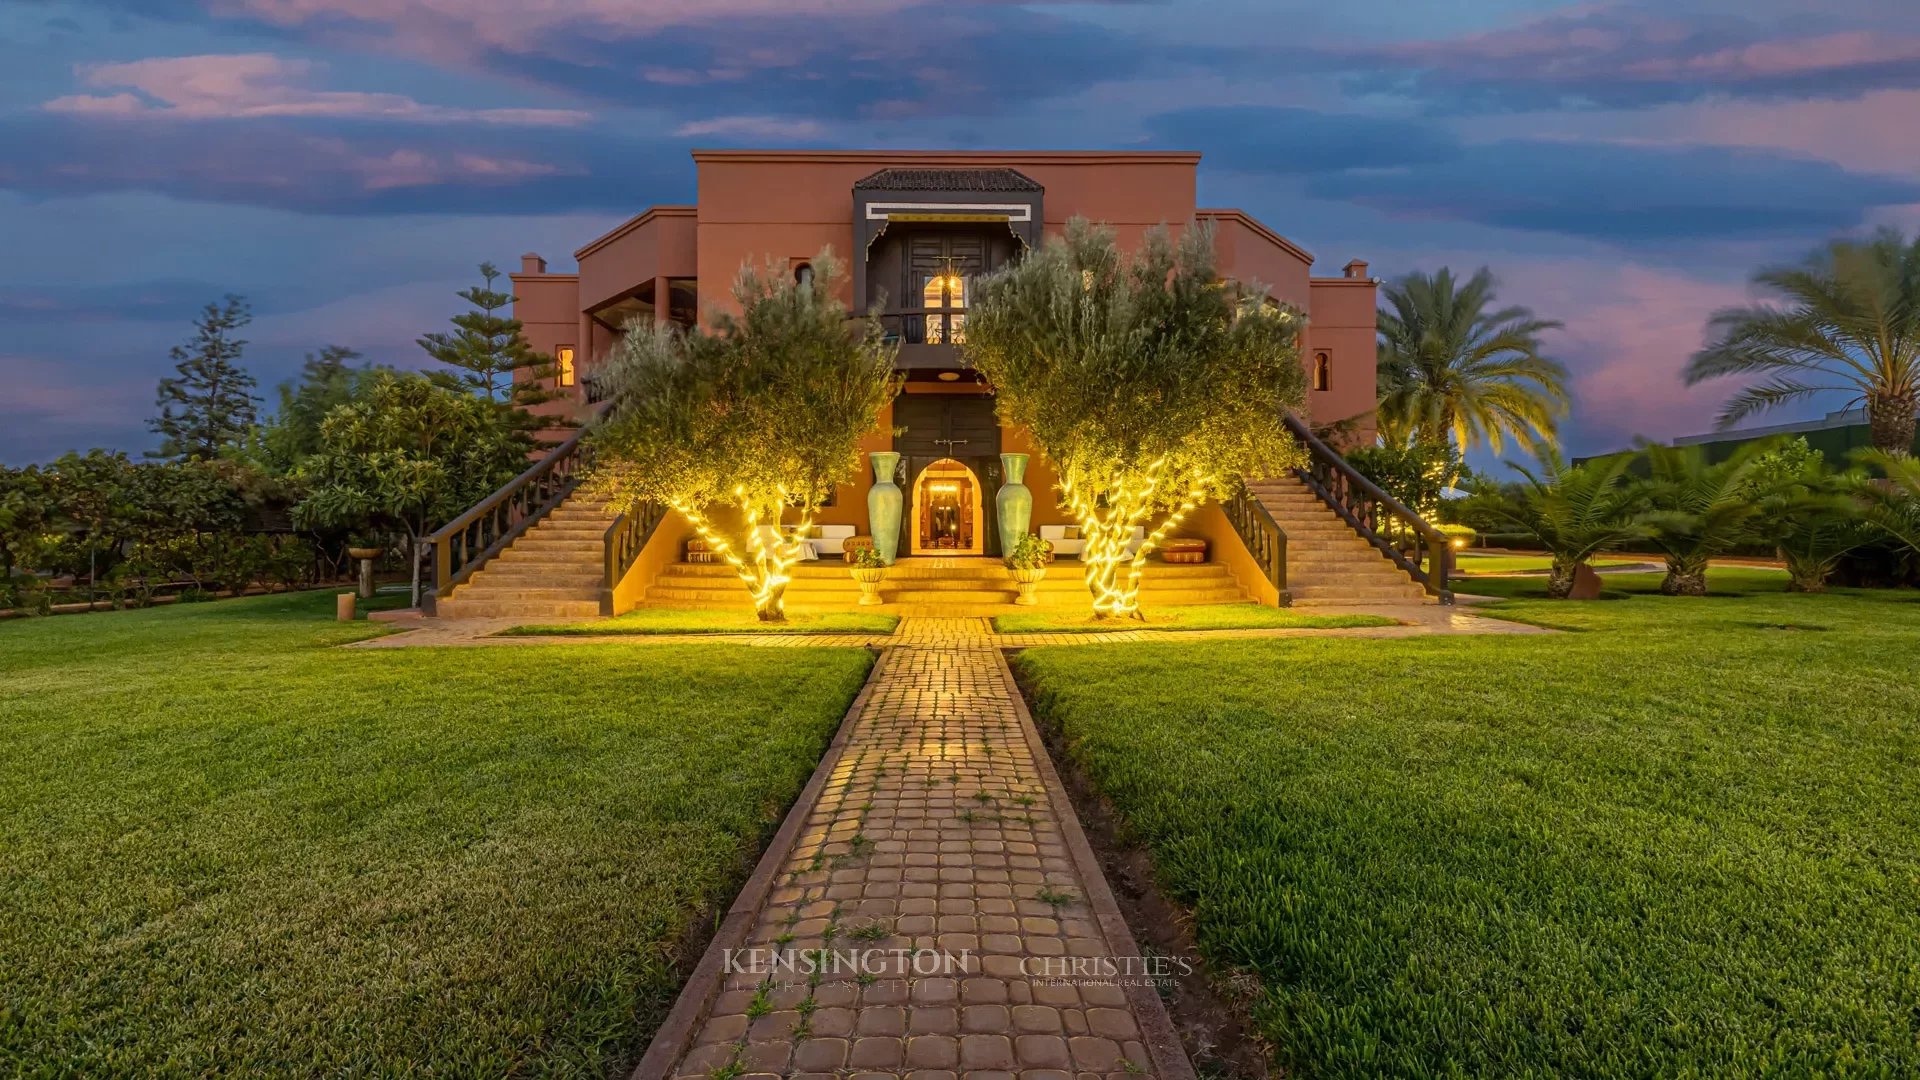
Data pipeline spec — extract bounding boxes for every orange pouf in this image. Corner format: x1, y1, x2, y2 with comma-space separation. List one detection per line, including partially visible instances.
1160, 538, 1208, 564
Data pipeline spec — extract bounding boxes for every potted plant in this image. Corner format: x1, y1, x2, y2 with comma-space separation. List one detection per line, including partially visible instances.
848, 545, 887, 606
1004, 533, 1050, 606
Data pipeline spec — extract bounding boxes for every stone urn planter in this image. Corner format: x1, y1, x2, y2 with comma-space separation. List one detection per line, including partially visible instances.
347, 545, 382, 599
1009, 565, 1046, 606
850, 567, 886, 606
1003, 533, 1049, 606
848, 548, 887, 606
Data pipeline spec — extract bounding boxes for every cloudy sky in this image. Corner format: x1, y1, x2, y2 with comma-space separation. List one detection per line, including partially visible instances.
3, 0, 1916, 467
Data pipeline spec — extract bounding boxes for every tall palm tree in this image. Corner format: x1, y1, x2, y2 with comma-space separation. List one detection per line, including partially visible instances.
1686, 228, 1920, 455
1376, 267, 1570, 458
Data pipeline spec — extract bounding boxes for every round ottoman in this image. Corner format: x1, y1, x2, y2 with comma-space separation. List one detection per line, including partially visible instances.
1160, 537, 1208, 564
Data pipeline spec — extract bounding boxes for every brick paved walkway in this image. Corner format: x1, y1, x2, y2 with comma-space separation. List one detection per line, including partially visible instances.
637, 618, 1194, 1080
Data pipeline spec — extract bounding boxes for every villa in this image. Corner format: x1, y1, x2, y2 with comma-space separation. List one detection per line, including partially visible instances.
426, 150, 1449, 618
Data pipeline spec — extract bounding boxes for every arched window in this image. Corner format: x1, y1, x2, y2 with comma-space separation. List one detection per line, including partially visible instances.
1312, 350, 1331, 392
556, 345, 576, 388
793, 262, 814, 288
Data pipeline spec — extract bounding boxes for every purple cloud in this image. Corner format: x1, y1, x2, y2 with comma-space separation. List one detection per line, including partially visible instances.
44, 53, 590, 125
1347, 6, 1920, 110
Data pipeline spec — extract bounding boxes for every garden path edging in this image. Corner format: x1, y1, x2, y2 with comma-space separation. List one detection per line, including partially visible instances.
628, 646, 892, 1079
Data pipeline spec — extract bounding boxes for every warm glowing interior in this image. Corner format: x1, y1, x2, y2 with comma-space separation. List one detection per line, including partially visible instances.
910, 458, 982, 554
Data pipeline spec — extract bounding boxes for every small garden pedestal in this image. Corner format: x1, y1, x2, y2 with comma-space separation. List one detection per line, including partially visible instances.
851, 567, 886, 606
1011, 566, 1046, 606
348, 546, 382, 600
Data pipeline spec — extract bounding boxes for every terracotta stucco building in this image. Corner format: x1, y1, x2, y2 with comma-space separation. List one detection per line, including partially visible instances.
507, 149, 1377, 559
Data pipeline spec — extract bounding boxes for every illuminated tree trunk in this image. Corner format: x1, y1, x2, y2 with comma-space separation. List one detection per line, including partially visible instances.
674, 498, 810, 622
1066, 464, 1210, 620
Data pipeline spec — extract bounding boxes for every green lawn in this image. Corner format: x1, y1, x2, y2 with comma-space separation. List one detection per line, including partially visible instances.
992, 603, 1398, 634
505, 607, 900, 637
1452, 552, 1647, 574
1015, 582, 1920, 1078
1459, 565, 1793, 608
0, 591, 873, 1076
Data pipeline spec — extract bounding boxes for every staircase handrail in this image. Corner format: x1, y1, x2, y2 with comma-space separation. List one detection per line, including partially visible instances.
1222, 486, 1290, 605
422, 414, 597, 614
1281, 412, 1454, 603
599, 500, 668, 616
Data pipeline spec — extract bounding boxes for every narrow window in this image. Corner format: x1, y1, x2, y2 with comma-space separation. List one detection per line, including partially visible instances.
557, 345, 576, 387
794, 262, 814, 288
1312, 350, 1331, 391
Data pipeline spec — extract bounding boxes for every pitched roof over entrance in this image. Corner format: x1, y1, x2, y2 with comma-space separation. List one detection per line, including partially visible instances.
853, 167, 1043, 192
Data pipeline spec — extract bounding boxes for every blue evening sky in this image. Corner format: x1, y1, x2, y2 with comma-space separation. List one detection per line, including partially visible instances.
3, 0, 1916, 469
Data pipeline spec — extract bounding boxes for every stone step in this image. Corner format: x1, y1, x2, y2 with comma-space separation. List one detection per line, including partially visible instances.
500, 540, 601, 555
1288, 583, 1426, 600
468, 568, 605, 588
437, 598, 600, 619
656, 561, 1239, 581
447, 585, 600, 602
493, 551, 600, 567
884, 587, 1020, 604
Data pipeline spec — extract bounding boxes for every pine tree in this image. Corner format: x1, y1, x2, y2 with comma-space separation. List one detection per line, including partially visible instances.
262, 345, 384, 468
150, 295, 259, 461
417, 263, 559, 411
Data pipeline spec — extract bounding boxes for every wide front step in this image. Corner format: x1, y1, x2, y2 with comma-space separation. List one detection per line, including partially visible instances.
436, 598, 599, 619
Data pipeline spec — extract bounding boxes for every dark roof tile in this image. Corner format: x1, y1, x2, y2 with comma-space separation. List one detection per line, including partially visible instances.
853, 167, 1042, 192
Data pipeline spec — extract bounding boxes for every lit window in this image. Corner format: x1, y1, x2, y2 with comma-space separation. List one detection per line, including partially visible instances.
557, 346, 576, 387
922, 270, 967, 344
1312, 350, 1331, 391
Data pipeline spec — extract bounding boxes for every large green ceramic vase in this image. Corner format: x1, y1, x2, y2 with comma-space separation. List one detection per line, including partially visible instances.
996, 452, 1032, 556
868, 451, 903, 564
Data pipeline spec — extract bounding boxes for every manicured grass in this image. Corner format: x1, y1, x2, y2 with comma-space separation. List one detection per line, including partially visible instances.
1452, 552, 1647, 574
1459, 565, 1793, 607
1015, 585, 1920, 1077
504, 607, 899, 637
992, 603, 1397, 634
0, 591, 873, 1076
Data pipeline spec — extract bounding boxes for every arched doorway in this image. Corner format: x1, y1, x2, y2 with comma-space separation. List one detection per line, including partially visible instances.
910, 458, 984, 555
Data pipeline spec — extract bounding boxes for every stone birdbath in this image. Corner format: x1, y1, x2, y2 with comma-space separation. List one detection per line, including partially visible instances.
347, 544, 382, 600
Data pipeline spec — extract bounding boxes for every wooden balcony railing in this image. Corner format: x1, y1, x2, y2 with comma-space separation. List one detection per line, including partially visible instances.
873, 305, 968, 346
1282, 412, 1454, 603
1223, 488, 1290, 605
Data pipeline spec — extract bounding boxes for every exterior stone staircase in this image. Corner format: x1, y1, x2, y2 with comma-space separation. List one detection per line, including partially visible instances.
429, 470, 1432, 620
432, 495, 611, 619
646, 558, 1244, 613
1246, 475, 1428, 605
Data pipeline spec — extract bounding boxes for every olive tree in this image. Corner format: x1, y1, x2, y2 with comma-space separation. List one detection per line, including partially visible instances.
963, 219, 1307, 618
587, 250, 897, 621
